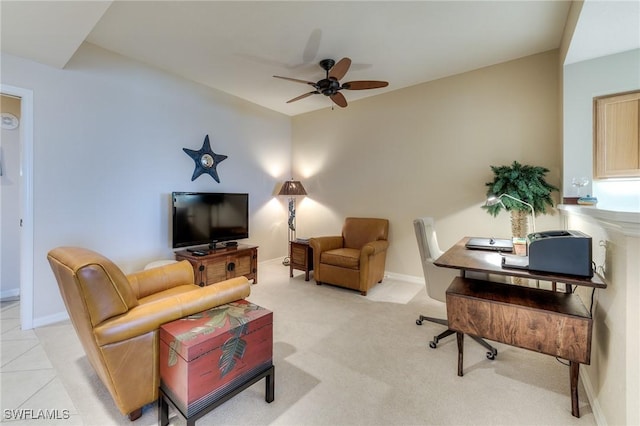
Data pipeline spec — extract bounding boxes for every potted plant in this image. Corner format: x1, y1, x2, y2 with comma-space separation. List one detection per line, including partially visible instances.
483, 161, 559, 238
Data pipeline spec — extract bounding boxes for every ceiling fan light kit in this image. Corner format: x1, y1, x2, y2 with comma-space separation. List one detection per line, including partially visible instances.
273, 57, 388, 108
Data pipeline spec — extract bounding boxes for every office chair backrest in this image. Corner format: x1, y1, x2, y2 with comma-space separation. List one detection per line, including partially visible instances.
413, 217, 460, 303
414, 217, 443, 261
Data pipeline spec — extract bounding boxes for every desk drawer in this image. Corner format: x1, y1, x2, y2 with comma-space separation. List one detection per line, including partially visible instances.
446, 277, 592, 364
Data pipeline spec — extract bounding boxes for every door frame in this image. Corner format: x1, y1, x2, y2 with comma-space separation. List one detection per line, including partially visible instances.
1, 84, 34, 330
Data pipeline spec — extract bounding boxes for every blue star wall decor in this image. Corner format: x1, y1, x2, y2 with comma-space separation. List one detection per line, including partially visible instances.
183, 135, 228, 183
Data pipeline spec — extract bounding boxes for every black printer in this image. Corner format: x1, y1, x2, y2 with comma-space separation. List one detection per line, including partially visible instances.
527, 230, 593, 277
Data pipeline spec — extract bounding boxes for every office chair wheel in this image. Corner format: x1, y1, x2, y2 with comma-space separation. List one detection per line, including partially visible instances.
486, 349, 498, 360
429, 341, 437, 349
416, 319, 423, 325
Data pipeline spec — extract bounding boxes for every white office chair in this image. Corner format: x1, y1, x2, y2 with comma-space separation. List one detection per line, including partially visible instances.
413, 217, 498, 359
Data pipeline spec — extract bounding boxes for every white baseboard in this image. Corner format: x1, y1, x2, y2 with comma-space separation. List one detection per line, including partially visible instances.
0, 288, 20, 301
384, 271, 423, 284
260, 257, 286, 266
580, 368, 607, 426
32, 311, 70, 328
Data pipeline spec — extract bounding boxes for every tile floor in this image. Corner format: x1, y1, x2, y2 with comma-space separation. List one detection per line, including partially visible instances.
0, 300, 82, 425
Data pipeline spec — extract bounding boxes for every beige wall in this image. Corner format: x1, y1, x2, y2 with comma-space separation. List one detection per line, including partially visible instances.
1, 95, 21, 118
292, 50, 562, 277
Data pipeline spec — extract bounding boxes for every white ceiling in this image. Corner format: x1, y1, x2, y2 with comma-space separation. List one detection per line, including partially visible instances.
564, 0, 640, 64
1, 1, 638, 116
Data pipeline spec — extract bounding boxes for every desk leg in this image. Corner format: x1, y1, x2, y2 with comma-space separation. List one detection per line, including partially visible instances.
456, 332, 464, 377
570, 361, 580, 417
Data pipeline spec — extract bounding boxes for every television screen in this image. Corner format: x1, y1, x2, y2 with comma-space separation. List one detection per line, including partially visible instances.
172, 192, 249, 248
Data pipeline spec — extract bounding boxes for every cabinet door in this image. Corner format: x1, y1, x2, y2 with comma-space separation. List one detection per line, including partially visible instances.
594, 91, 640, 178
205, 260, 227, 284
230, 252, 252, 278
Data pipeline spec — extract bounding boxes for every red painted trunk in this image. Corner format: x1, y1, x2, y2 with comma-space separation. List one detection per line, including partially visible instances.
159, 300, 273, 416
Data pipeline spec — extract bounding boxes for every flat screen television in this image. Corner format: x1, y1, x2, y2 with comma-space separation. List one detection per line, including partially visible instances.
172, 192, 249, 249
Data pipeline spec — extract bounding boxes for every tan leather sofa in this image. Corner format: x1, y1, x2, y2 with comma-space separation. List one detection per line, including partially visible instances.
47, 247, 250, 420
309, 217, 389, 296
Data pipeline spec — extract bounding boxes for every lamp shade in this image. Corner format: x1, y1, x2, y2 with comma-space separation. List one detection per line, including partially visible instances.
278, 180, 307, 196
485, 195, 501, 206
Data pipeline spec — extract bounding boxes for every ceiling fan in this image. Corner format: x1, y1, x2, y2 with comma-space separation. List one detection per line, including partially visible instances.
273, 57, 389, 108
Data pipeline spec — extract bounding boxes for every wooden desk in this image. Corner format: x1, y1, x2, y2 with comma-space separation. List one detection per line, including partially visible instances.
435, 237, 606, 418
434, 238, 606, 289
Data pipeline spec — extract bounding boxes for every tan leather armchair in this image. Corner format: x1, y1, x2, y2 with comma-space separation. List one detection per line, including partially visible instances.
47, 247, 250, 420
309, 217, 389, 296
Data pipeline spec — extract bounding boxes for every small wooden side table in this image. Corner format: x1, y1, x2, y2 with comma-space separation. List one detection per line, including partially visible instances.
289, 240, 313, 281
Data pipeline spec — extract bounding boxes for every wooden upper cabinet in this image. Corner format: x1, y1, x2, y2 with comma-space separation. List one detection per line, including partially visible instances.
594, 91, 640, 179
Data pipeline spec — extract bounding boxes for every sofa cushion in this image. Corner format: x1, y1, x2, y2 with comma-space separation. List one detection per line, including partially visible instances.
321, 248, 360, 269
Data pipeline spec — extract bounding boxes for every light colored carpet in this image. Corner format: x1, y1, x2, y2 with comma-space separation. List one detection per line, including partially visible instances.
364, 277, 423, 304
35, 260, 596, 426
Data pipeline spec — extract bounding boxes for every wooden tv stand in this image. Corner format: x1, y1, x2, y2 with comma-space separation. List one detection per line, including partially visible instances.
175, 244, 258, 287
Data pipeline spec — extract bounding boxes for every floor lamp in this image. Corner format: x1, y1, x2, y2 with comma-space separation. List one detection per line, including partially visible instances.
278, 179, 307, 266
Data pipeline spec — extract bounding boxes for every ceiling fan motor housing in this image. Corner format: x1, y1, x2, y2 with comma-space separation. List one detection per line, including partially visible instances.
318, 78, 341, 96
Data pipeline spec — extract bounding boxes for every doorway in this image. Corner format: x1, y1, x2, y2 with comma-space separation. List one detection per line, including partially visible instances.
0, 84, 34, 330
1, 94, 21, 301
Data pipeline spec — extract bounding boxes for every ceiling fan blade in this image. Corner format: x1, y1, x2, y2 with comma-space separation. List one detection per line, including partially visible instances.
273, 75, 316, 86
342, 80, 389, 90
330, 92, 348, 108
286, 91, 318, 103
329, 57, 351, 80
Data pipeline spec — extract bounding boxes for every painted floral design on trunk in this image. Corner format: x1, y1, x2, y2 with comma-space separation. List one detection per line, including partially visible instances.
167, 301, 262, 379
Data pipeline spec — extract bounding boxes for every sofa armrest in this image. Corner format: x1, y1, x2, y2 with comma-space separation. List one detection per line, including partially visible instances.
127, 260, 194, 299
94, 277, 250, 346
360, 240, 389, 258
309, 236, 344, 253
309, 236, 344, 283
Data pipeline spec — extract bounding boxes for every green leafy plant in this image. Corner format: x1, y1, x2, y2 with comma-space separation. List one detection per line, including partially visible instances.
483, 161, 558, 217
